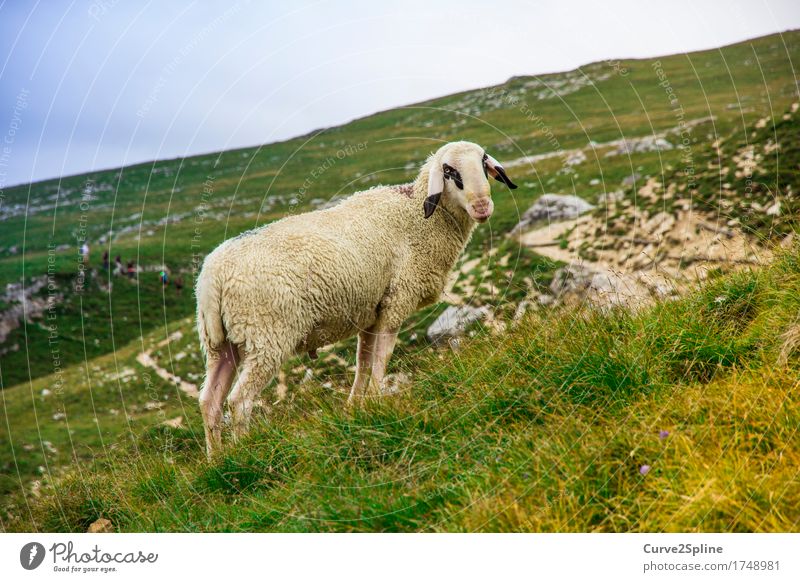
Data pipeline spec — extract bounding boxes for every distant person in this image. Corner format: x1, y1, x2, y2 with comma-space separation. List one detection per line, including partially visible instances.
127, 260, 136, 279
102, 251, 109, 271
174, 276, 184, 296
113, 255, 123, 276
80, 242, 90, 264
160, 269, 169, 288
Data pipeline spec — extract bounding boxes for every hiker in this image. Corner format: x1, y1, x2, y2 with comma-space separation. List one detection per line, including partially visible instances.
160, 269, 169, 288
113, 255, 123, 276
102, 251, 109, 271
174, 276, 184, 296
127, 260, 136, 279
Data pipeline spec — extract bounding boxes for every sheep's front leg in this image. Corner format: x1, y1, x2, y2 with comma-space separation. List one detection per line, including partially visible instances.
348, 327, 376, 404
367, 328, 398, 396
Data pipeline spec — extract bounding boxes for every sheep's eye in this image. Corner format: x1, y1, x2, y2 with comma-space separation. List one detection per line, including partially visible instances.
442, 163, 464, 189
481, 153, 489, 178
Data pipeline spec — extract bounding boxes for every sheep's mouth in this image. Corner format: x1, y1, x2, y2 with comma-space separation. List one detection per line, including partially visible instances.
468, 203, 493, 223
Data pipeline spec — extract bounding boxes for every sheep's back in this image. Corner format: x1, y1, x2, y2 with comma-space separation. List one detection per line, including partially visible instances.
207, 186, 411, 349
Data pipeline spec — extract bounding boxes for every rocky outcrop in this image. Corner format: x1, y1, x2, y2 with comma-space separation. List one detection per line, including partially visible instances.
1, 277, 61, 344
511, 194, 595, 234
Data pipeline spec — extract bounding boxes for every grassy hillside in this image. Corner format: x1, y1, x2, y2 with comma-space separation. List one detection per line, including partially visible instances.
1, 30, 799, 532
1, 30, 798, 387
4, 247, 799, 532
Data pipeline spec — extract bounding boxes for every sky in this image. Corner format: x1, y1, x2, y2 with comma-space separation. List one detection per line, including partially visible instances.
0, 0, 798, 188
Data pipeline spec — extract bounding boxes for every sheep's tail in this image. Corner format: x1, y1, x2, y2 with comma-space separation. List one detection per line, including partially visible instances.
196, 269, 226, 356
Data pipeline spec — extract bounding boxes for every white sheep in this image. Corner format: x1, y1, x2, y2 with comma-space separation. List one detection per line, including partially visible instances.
196, 141, 517, 456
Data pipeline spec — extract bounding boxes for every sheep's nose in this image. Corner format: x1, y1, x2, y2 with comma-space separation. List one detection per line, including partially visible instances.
468, 198, 493, 222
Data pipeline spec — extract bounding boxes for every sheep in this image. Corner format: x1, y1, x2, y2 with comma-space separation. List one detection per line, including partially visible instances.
196, 141, 517, 457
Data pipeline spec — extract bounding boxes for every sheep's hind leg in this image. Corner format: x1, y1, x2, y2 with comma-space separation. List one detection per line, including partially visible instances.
227, 351, 282, 441
367, 328, 398, 396
348, 327, 376, 405
199, 341, 240, 458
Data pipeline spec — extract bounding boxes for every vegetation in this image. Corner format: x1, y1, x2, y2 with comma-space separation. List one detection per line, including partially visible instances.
4, 248, 799, 532
1, 30, 799, 532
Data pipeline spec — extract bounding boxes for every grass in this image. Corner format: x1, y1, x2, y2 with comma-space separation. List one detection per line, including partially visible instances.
1, 29, 799, 533
1, 30, 798, 388
4, 245, 798, 532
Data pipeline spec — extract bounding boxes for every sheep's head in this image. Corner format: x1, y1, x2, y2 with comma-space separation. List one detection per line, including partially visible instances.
424, 141, 517, 223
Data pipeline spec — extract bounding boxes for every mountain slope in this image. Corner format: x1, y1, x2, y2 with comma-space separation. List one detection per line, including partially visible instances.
1, 30, 799, 532
1, 30, 798, 387
5, 246, 799, 532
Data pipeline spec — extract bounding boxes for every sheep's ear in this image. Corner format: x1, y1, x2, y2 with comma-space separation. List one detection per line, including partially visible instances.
483, 153, 518, 189
424, 162, 444, 218
424, 192, 441, 219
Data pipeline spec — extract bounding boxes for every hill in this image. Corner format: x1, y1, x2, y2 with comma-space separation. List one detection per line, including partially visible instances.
1, 30, 799, 531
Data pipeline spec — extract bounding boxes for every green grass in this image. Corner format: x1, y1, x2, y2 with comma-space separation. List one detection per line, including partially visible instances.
4, 246, 798, 532
1, 30, 799, 388
1, 30, 799, 533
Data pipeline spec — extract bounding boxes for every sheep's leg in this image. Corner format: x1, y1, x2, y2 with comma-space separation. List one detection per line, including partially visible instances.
348, 327, 377, 404
367, 328, 398, 395
227, 351, 281, 441
199, 341, 240, 458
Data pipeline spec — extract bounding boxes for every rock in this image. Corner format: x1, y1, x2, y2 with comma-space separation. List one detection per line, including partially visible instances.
513, 300, 530, 322
161, 416, 184, 429
426, 305, 490, 345
550, 264, 597, 297
641, 211, 675, 237
564, 150, 587, 166
765, 201, 781, 216
381, 373, 411, 395
318, 195, 346, 210
87, 518, 113, 533
511, 194, 595, 233
609, 136, 673, 156
622, 173, 642, 187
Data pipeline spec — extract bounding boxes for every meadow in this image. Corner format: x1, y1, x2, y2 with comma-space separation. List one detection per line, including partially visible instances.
1, 30, 798, 532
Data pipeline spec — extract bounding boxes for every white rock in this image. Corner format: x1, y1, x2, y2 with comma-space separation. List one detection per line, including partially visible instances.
766, 201, 781, 216
426, 305, 490, 345
512, 194, 595, 233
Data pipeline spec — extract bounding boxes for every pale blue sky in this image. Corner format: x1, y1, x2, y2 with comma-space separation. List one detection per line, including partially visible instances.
0, 0, 798, 187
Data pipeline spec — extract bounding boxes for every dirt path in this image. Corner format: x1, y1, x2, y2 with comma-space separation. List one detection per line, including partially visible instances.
136, 330, 199, 398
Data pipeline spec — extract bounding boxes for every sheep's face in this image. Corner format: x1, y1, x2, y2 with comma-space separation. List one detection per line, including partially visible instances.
425, 142, 517, 222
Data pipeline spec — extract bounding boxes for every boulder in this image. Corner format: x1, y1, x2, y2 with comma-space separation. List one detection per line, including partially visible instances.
426, 305, 490, 345
511, 194, 595, 233
87, 518, 113, 533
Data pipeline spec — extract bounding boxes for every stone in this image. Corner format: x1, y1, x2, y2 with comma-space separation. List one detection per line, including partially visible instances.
622, 173, 642, 187
550, 264, 597, 297
511, 194, 595, 233
87, 518, 113, 533
381, 373, 411, 395
426, 305, 490, 345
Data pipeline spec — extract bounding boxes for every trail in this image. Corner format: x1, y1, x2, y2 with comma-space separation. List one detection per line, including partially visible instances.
136, 330, 199, 398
